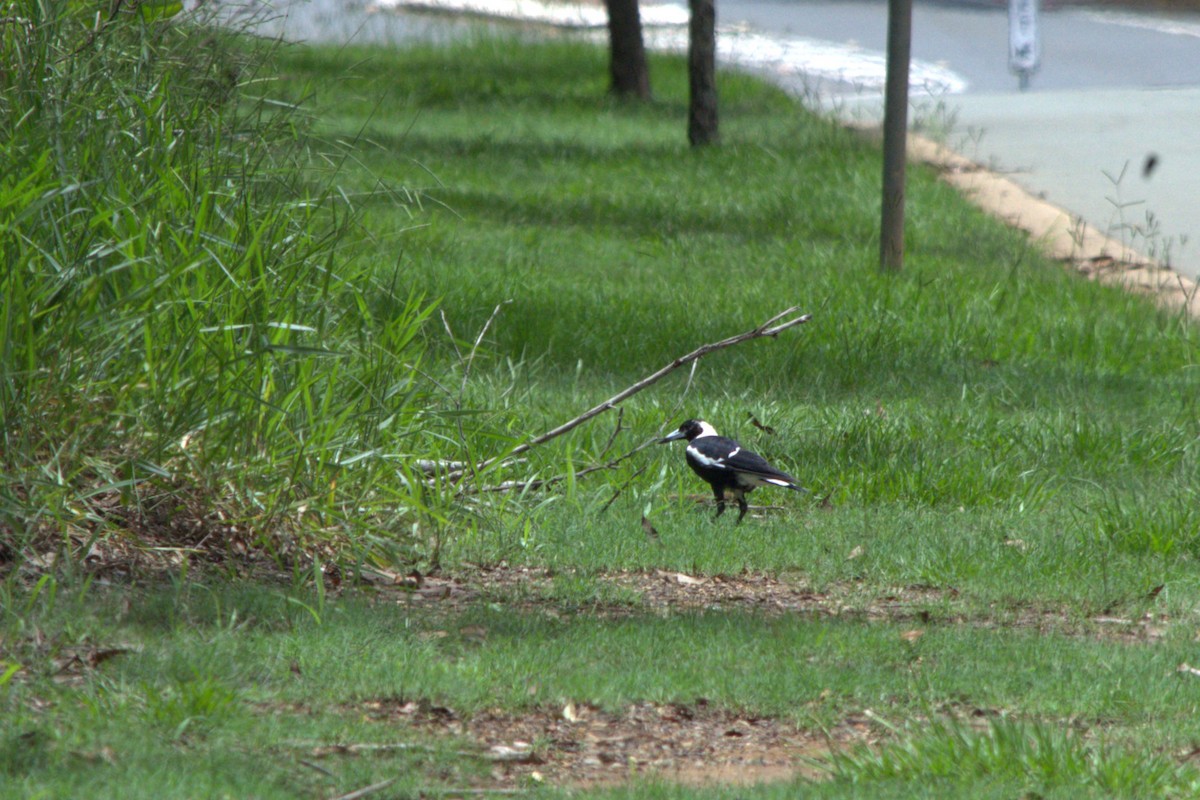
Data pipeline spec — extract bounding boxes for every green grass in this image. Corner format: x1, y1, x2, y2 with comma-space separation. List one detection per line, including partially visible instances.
5, 578, 1200, 797
7, 10, 1200, 799
245, 42, 1200, 636
449, 500, 1200, 616
0, 1, 434, 556
272, 40, 1200, 529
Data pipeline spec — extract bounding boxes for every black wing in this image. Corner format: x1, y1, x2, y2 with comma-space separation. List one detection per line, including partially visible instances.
724, 448, 799, 484
689, 436, 799, 484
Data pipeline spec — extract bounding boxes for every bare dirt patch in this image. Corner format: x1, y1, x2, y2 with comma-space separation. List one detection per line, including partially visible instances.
374, 564, 1173, 644
370, 563, 952, 618
357, 697, 877, 789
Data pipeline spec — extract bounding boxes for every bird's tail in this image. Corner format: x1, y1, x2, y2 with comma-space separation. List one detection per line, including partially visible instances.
764, 476, 809, 493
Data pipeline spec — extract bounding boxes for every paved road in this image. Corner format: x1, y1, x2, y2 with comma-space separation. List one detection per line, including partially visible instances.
721, 1, 1200, 94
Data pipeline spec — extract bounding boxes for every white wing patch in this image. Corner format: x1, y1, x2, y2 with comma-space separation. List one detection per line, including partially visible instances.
687, 445, 730, 470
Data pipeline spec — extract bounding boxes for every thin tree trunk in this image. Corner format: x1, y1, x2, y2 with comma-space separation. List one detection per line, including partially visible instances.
604, 0, 651, 99
880, 0, 912, 271
688, 0, 718, 146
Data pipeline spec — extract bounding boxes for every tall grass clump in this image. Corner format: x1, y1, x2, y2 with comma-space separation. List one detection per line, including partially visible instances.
0, 1, 433, 561
827, 716, 1200, 798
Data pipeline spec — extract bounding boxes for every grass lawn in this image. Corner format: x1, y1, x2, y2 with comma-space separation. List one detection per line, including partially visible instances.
5, 20, 1200, 800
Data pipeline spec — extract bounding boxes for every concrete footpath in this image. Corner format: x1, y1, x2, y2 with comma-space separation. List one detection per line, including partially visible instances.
830, 85, 1200, 316
947, 86, 1200, 313
830, 84, 1200, 302
907, 119, 1200, 318
945, 87, 1200, 276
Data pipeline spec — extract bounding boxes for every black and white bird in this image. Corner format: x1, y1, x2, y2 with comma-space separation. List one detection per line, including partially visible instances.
659, 419, 804, 523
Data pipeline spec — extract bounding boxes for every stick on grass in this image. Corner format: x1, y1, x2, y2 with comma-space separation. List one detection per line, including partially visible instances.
329, 778, 397, 800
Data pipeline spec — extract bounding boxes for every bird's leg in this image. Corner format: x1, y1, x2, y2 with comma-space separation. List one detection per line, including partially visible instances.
712, 485, 726, 518
735, 496, 749, 524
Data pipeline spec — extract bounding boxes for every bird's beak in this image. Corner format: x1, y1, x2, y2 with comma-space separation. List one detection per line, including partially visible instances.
658, 429, 686, 444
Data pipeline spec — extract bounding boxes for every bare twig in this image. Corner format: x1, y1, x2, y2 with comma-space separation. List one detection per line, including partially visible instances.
278, 740, 438, 754
407, 360, 457, 400
467, 307, 812, 476
463, 435, 659, 496
298, 759, 335, 778
599, 463, 648, 513
421, 790, 525, 796
678, 359, 700, 410
330, 778, 396, 800
597, 405, 625, 461
279, 739, 527, 761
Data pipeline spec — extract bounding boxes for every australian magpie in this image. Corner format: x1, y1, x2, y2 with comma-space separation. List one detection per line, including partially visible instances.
659, 419, 804, 523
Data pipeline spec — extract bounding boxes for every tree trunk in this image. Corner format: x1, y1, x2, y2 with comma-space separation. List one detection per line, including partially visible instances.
880, 0, 912, 271
688, 0, 718, 146
604, 0, 651, 99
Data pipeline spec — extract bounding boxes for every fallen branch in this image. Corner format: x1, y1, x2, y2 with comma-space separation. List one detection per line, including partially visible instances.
466, 306, 812, 478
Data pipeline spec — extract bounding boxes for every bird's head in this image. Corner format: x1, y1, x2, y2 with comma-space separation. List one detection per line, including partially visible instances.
659, 419, 718, 444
